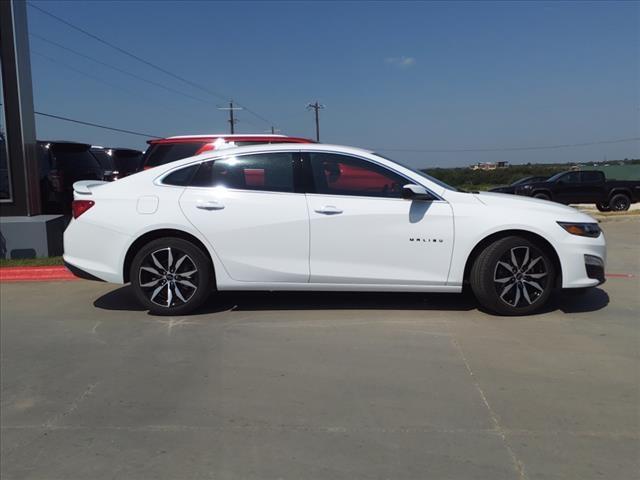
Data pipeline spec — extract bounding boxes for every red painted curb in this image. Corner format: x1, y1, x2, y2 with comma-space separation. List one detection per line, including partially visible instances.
0, 266, 77, 282
605, 273, 636, 279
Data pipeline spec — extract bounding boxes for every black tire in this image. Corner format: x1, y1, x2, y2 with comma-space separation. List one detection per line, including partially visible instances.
608, 193, 630, 212
130, 237, 213, 315
470, 236, 556, 316
533, 192, 551, 201
596, 202, 611, 212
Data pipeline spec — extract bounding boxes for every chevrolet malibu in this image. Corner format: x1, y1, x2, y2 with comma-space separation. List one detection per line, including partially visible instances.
64, 144, 606, 316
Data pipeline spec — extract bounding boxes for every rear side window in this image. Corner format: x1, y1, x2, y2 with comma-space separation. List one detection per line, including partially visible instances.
190, 153, 295, 192
143, 142, 204, 167
112, 150, 143, 173
91, 149, 114, 170
50, 145, 101, 171
581, 171, 603, 182
162, 164, 200, 186
309, 153, 406, 198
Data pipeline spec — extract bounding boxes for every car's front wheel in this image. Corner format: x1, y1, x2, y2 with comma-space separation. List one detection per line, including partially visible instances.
470, 236, 555, 315
130, 237, 213, 315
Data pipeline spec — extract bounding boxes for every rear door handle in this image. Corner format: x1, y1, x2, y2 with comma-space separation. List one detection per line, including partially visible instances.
314, 205, 343, 215
196, 200, 225, 210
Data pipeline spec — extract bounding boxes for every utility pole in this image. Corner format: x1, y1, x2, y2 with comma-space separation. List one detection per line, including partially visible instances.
217, 101, 242, 134
306, 101, 325, 142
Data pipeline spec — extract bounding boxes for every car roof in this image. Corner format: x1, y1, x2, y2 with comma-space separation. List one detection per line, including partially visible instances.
167, 134, 287, 139
38, 140, 92, 149
147, 134, 313, 145
159, 143, 376, 170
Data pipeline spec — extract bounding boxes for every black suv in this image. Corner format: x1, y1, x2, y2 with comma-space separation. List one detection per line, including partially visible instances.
91, 146, 143, 181
39, 141, 104, 214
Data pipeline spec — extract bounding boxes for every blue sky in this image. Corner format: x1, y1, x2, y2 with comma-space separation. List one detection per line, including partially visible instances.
27, 0, 639, 167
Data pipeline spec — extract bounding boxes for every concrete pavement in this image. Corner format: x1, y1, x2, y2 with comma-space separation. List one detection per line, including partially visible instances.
1, 218, 638, 479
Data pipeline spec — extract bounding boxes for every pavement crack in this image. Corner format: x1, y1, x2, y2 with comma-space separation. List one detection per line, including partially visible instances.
43, 382, 99, 428
449, 335, 529, 480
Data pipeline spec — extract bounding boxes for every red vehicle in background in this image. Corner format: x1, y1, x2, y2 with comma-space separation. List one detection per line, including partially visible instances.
140, 134, 313, 170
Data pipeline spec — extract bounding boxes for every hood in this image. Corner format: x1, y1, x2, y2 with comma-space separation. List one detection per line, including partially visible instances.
476, 191, 591, 218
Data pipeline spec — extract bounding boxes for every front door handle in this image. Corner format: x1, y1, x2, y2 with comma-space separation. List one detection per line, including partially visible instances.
314, 205, 343, 215
196, 200, 225, 210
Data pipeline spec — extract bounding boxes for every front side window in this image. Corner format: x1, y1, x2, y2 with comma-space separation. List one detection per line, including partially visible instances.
560, 172, 580, 183
309, 153, 406, 198
190, 152, 295, 193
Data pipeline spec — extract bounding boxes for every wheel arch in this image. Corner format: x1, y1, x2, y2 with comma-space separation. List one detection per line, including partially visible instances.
462, 229, 562, 289
531, 189, 553, 199
608, 188, 631, 200
123, 228, 215, 284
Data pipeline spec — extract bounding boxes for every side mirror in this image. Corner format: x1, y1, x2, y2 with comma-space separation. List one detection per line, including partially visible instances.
402, 184, 435, 201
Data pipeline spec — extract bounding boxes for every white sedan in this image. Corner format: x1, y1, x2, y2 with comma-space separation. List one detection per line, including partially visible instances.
64, 144, 606, 316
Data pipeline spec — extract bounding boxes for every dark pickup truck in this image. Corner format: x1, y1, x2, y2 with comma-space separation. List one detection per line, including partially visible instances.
514, 170, 640, 211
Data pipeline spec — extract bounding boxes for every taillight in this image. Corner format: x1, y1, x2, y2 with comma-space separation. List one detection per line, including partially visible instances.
72, 200, 95, 219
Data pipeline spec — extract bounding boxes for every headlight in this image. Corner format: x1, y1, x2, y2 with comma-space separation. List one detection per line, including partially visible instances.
521, 185, 533, 189
557, 222, 601, 238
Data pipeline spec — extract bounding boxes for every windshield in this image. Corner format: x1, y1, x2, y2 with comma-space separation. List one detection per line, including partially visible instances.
372, 153, 458, 191
510, 176, 534, 186
547, 171, 568, 182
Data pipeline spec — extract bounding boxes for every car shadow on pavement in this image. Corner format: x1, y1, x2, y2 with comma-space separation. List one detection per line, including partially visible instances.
550, 287, 610, 314
93, 285, 609, 316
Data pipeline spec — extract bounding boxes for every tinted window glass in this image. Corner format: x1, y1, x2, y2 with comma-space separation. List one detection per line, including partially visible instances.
143, 142, 204, 167
310, 153, 406, 198
190, 153, 294, 192
50, 145, 101, 172
91, 149, 114, 170
581, 171, 603, 182
163, 164, 199, 186
112, 150, 143, 174
560, 172, 580, 183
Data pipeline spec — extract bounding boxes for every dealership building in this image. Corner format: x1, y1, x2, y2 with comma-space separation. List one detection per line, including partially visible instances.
1, 0, 65, 258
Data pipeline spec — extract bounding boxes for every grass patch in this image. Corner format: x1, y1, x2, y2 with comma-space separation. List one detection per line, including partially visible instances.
0, 256, 64, 268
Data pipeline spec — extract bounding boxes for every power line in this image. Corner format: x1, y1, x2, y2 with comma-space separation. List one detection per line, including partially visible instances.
375, 137, 640, 154
35, 111, 161, 138
30, 33, 213, 106
28, 2, 276, 127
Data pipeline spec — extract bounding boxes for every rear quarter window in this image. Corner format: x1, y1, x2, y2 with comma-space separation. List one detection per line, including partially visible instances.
162, 164, 200, 186
50, 146, 101, 171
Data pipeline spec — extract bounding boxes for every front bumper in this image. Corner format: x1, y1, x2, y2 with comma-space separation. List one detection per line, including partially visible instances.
557, 231, 607, 289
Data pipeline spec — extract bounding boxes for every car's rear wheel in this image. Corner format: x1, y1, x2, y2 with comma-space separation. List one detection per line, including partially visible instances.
608, 193, 630, 212
596, 202, 611, 212
470, 236, 555, 315
130, 237, 213, 315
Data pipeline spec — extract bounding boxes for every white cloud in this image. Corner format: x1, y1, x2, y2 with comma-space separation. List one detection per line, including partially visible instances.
385, 56, 416, 68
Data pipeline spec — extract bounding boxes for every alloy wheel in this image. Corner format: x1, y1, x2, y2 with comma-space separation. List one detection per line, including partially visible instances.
493, 246, 549, 308
138, 247, 199, 307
